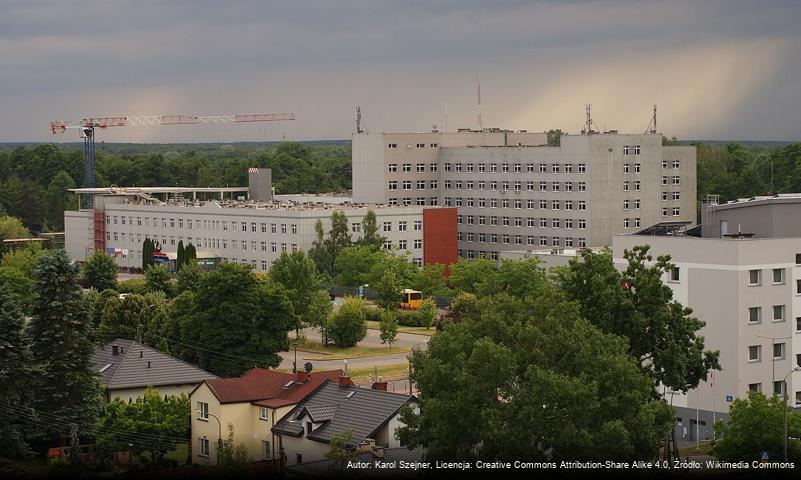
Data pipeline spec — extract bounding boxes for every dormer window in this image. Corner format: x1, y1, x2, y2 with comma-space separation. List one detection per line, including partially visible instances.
306, 422, 313, 435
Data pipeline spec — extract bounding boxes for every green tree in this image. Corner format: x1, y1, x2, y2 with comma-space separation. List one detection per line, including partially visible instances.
356, 210, 386, 250
176, 260, 202, 294
189, 263, 293, 376
415, 298, 437, 329
325, 430, 357, 471
144, 263, 174, 297
0, 284, 34, 457
714, 391, 801, 463
378, 311, 399, 349
217, 423, 249, 475
185, 243, 196, 262
309, 212, 352, 278
0, 242, 43, 278
398, 284, 672, 462
97, 293, 168, 345
546, 129, 564, 146
270, 250, 330, 334
374, 267, 403, 312
96, 388, 190, 465
176, 240, 185, 270
0, 215, 30, 239
556, 246, 720, 393
81, 249, 118, 292
416, 264, 451, 297
0, 266, 36, 314
28, 250, 102, 444
142, 238, 154, 270
163, 291, 196, 362
44, 171, 77, 230
328, 297, 367, 348
334, 245, 387, 287
448, 257, 497, 294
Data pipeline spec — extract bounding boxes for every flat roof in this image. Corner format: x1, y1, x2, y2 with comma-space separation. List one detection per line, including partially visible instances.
711, 193, 801, 210
70, 186, 248, 194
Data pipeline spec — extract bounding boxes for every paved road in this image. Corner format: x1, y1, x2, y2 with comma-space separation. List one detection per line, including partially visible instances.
278, 326, 430, 372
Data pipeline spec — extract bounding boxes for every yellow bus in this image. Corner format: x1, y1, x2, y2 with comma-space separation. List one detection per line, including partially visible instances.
400, 289, 423, 310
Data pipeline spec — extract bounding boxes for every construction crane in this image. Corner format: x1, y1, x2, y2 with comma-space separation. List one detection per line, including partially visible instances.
50, 112, 295, 207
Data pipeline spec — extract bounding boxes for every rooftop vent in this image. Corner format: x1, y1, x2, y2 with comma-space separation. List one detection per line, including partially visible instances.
99, 363, 113, 373
112, 345, 119, 356
345, 391, 356, 399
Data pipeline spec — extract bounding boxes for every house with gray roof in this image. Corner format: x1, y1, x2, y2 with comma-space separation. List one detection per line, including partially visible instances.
92, 338, 217, 402
272, 377, 417, 467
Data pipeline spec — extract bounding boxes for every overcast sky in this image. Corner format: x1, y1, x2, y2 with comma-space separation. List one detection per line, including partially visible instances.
2, 0, 800, 143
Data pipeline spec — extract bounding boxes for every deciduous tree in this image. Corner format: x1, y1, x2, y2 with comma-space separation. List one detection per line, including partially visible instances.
328, 297, 367, 348
81, 249, 118, 292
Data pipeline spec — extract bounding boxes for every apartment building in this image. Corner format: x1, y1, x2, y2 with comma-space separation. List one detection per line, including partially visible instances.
612, 233, 801, 443
352, 129, 696, 260
64, 169, 457, 271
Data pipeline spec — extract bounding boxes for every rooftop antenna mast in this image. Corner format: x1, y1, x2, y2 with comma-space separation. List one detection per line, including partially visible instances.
476, 72, 483, 131
646, 104, 658, 134
581, 104, 599, 135
355, 106, 364, 133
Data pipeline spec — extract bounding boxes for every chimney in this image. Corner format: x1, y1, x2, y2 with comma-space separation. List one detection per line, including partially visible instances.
139, 350, 143, 358
112, 345, 119, 356
248, 168, 273, 202
371, 382, 388, 391
295, 371, 310, 382
338, 376, 353, 388
147, 361, 151, 368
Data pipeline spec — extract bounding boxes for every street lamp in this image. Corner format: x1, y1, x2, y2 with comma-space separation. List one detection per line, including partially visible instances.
783, 365, 801, 462
195, 409, 223, 465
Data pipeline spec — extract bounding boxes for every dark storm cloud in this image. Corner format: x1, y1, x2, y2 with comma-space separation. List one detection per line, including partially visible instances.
1, 0, 799, 141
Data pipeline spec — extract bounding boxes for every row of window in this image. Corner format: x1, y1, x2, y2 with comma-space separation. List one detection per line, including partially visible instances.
622, 145, 641, 155
456, 215, 587, 229
387, 143, 437, 149
458, 233, 587, 247
387, 197, 438, 206
661, 191, 681, 201
446, 198, 588, 211
623, 218, 642, 229
106, 215, 299, 235
746, 305, 793, 324
458, 238, 587, 255
661, 176, 681, 186
747, 268, 798, 286
747, 343, 801, 363
440, 180, 588, 193
661, 207, 682, 217
439, 162, 588, 174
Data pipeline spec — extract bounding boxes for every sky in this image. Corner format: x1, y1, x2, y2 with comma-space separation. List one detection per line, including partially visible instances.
1, 0, 800, 143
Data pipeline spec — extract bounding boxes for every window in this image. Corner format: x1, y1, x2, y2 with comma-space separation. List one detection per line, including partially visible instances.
672, 207, 680, 216
260, 407, 269, 420
624, 163, 630, 174
634, 163, 641, 173
773, 342, 785, 360
403, 164, 412, 173
749, 269, 761, 286
748, 345, 761, 362
199, 438, 210, 457
748, 307, 761, 324
796, 253, 801, 265
797, 316, 801, 332
414, 220, 422, 231
669, 267, 680, 282
262, 440, 271, 459
672, 176, 681, 185
662, 176, 668, 185
388, 143, 397, 148
416, 163, 425, 172
773, 305, 786, 322
748, 383, 762, 392
403, 181, 412, 190
383, 222, 392, 232
197, 402, 209, 420
430, 163, 438, 172
774, 381, 785, 396
672, 160, 680, 169
565, 164, 573, 174
388, 163, 397, 173
577, 164, 586, 174
773, 268, 785, 284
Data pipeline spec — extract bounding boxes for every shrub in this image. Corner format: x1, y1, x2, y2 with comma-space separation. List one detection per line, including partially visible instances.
117, 278, 147, 294
328, 297, 367, 347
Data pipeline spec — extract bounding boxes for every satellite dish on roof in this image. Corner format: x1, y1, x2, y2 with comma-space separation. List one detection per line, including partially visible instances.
304, 362, 313, 373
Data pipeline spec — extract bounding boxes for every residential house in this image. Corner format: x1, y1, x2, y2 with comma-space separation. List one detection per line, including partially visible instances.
91, 338, 217, 403
272, 377, 417, 466
190, 368, 344, 466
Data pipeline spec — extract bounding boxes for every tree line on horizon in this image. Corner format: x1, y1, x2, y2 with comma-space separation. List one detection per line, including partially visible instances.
0, 140, 799, 235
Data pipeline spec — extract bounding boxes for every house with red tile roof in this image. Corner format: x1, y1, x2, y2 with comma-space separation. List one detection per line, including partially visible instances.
189, 367, 344, 465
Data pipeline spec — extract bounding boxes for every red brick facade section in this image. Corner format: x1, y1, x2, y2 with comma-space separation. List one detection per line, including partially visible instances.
423, 207, 458, 267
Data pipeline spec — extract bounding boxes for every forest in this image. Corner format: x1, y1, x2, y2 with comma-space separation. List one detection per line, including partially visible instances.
0, 139, 799, 234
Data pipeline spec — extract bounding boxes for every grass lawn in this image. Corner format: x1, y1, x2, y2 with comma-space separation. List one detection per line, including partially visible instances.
365, 320, 436, 337
679, 441, 715, 457
346, 363, 410, 382
291, 338, 409, 360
